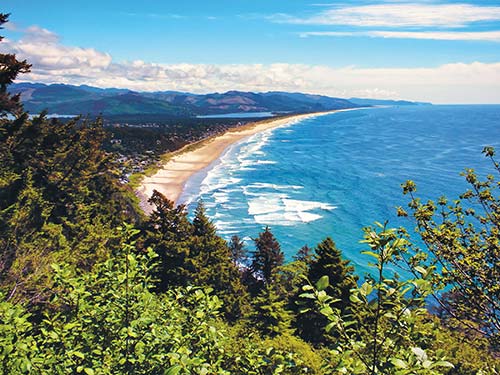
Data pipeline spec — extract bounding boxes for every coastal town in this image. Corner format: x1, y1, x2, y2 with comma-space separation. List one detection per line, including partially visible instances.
104, 117, 251, 184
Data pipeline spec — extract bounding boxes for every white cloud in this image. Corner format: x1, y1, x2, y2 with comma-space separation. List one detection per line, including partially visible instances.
2, 26, 500, 104
2, 25, 112, 76
299, 30, 500, 42
273, 3, 500, 27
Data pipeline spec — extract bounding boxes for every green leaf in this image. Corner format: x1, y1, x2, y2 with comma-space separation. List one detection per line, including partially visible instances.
316, 275, 329, 291
414, 266, 426, 276
84, 369, 95, 375
432, 361, 454, 369
361, 251, 380, 260
391, 358, 408, 369
165, 365, 182, 375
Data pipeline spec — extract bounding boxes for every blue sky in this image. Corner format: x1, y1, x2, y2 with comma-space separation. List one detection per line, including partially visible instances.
2, 0, 500, 103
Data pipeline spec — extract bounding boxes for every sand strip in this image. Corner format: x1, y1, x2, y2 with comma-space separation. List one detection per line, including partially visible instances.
136, 109, 355, 213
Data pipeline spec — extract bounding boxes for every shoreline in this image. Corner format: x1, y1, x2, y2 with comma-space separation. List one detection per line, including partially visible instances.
136, 108, 360, 214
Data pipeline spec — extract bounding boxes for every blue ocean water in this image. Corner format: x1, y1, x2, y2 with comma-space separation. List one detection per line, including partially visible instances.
179, 105, 500, 274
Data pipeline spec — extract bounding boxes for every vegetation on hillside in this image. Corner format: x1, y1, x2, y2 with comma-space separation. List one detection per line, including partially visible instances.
1, 13, 499, 374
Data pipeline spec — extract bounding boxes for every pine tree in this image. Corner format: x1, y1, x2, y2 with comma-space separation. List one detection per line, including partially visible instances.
228, 235, 247, 265
190, 201, 250, 320
145, 197, 249, 319
294, 244, 313, 263
0, 14, 31, 117
192, 200, 216, 238
251, 226, 284, 286
250, 282, 295, 337
308, 237, 357, 307
293, 237, 358, 344
144, 190, 194, 288
0, 14, 131, 302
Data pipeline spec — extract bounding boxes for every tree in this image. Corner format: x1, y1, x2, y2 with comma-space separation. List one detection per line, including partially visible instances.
293, 244, 313, 263
0, 14, 31, 117
144, 190, 194, 288
251, 226, 284, 286
189, 201, 250, 320
399, 147, 500, 348
293, 237, 358, 344
228, 235, 247, 265
250, 282, 295, 337
145, 197, 249, 320
305, 224, 455, 374
308, 237, 358, 310
192, 200, 216, 238
0, 14, 132, 302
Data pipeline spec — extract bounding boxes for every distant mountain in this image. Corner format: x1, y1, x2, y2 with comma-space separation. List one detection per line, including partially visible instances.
10, 83, 363, 117
10, 83, 192, 117
348, 98, 432, 106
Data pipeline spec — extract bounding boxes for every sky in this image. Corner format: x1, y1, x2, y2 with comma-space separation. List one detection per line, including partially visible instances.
2, 0, 500, 103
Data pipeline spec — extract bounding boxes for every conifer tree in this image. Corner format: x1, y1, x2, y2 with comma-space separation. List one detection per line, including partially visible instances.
294, 244, 313, 263
228, 235, 247, 265
293, 237, 358, 344
192, 200, 216, 238
0, 14, 30, 117
308, 237, 358, 307
190, 201, 249, 320
250, 282, 295, 337
146, 197, 249, 319
0, 14, 131, 302
144, 190, 194, 288
251, 226, 284, 286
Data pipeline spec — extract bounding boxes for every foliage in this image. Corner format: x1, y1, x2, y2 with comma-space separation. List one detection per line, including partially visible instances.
251, 226, 284, 287
0, 225, 231, 374
0, 293, 37, 374
228, 234, 247, 265
189, 201, 250, 320
304, 223, 455, 374
144, 195, 249, 320
1, 11, 499, 373
250, 282, 295, 337
0, 13, 135, 302
144, 190, 195, 288
399, 146, 500, 348
0, 14, 31, 116
220, 323, 317, 374
424, 315, 500, 375
293, 237, 358, 344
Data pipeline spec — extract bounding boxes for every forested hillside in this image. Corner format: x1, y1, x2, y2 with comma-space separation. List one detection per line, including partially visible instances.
10, 82, 360, 116
1, 13, 499, 374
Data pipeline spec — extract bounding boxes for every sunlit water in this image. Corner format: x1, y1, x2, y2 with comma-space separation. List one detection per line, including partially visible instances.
179, 105, 500, 274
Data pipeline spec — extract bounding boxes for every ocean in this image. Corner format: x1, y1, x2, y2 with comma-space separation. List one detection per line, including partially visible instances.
179, 105, 500, 274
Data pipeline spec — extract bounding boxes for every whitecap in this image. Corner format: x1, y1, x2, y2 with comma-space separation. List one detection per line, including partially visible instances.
248, 195, 336, 226
283, 199, 336, 212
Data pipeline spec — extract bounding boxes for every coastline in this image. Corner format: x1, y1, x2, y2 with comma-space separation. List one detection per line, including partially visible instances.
136, 109, 358, 214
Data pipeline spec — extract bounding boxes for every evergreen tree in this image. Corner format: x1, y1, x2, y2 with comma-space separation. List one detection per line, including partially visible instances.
192, 200, 216, 238
228, 234, 247, 265
0, 14, 31, 117
250, 282, 295, 337
144, 190, 194, 288
145, 197, 249, 319
251, 226, 284, 287
293, 244, 313, 263
190, 201, 249, 320
0, 14, 132, 302
308, 237, 358, 307
293, 237, 358, 344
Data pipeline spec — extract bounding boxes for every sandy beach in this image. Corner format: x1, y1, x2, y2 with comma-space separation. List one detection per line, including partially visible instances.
136, 109, 350, 214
